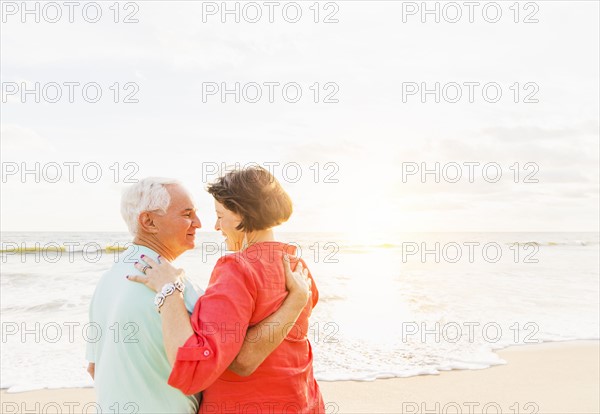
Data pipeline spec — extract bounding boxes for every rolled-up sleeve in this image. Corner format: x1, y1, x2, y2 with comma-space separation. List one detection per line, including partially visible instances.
168, 257, 256, 395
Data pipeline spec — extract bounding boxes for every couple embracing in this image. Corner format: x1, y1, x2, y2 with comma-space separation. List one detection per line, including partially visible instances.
86, 166, 325, 413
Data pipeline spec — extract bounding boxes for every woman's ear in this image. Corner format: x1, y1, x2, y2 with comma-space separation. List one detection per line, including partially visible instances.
138, 211, 159, 234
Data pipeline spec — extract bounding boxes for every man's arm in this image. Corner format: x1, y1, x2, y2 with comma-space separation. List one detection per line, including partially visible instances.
87, 362, 95, 380
229, 255, 311, 376
228, 291, 308, 376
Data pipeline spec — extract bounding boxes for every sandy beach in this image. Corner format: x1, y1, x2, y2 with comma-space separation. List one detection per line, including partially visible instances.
2, 341, 598, 414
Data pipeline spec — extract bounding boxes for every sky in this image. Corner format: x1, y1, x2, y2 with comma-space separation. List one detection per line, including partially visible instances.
1, 1, 598, 234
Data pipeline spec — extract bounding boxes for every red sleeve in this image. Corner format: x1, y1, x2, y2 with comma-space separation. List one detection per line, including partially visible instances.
168, 256, 256, 395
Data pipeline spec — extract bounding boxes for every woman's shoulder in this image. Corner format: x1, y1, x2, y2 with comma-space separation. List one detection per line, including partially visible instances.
214, 252, 249, 270
209, 252, 261, 294
213, 242, 300, 279
218, 242, 292, 264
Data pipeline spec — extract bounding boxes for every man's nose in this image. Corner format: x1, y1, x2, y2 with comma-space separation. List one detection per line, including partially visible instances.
193, 216, 201, 228
214, 221, 220, 231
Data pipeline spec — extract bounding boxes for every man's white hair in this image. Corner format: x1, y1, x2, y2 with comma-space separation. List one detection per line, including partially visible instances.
121, 177, 182, 235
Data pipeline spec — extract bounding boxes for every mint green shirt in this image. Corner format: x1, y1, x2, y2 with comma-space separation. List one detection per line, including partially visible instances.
86, 244, 201, 414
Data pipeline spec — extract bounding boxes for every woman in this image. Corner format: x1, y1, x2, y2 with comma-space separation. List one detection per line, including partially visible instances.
129, 166, 325, 413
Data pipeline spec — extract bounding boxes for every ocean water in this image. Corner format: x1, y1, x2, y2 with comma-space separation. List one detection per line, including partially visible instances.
0, 232, 598, 392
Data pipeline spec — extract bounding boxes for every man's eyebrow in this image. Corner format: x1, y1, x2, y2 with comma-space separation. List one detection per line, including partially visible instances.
182, 208, 196, 212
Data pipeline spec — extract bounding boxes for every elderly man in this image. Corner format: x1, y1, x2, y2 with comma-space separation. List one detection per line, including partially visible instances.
86, 177, 310, 413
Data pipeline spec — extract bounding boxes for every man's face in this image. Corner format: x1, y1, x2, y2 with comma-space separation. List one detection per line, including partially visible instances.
152, 184, 201, 257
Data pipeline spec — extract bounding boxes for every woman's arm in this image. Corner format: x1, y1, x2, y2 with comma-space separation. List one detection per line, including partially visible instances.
156, 290, 194, 366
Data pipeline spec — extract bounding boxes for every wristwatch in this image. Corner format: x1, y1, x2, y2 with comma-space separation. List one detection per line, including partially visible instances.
154, 280, 185, 312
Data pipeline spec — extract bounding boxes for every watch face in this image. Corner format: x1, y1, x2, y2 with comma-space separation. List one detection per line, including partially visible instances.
162, 284, 176, 296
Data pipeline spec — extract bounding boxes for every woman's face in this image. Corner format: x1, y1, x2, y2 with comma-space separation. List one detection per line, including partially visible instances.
214, 199, 244, 251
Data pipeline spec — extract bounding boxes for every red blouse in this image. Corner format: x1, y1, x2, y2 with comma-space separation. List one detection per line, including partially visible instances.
168, 242, 325, 413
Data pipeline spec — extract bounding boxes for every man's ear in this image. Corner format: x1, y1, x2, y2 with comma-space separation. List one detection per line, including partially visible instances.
138, 211, 159, 234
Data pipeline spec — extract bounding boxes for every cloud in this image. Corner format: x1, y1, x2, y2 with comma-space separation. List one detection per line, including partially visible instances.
478, 121, 599, 142
0, 124, 57, 155
1, 2, 598, 232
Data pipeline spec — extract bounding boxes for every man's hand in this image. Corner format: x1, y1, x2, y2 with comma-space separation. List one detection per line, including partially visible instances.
87, 362, 95, 380
283, 254, 311, 305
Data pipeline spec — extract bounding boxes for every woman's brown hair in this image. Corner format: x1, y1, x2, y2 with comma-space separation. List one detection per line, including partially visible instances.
207, 166, 293, 232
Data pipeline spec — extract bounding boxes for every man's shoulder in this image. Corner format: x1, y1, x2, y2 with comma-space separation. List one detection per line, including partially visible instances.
96, 244, 150, 282
91, 256, 155, 315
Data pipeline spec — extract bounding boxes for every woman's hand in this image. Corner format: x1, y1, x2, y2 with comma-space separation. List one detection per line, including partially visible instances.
127, 255, 184, 293
283, 255, 312, 305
